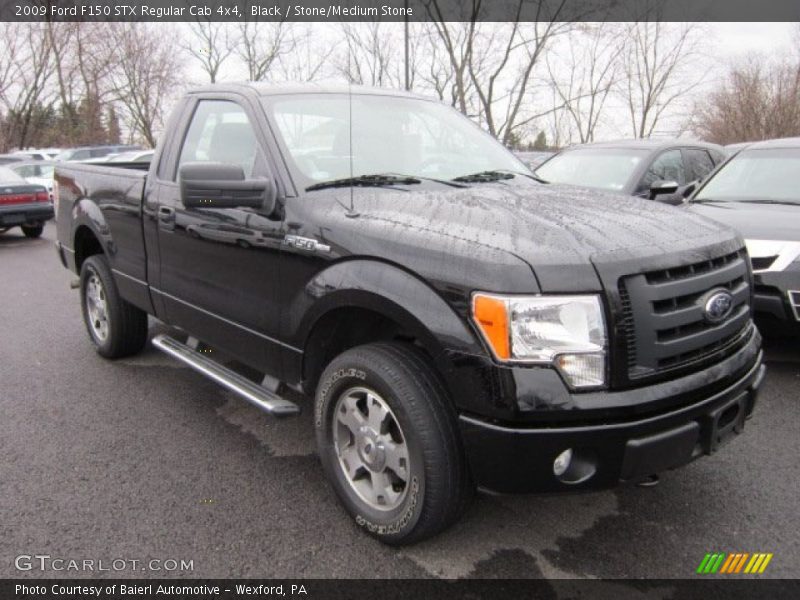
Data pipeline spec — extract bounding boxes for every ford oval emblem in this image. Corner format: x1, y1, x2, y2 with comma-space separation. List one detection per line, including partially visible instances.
703, 289, 734, 323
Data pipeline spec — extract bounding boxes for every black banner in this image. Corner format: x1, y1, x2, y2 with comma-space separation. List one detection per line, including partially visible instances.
3, 579, 800, 600
2, 0, 800, 23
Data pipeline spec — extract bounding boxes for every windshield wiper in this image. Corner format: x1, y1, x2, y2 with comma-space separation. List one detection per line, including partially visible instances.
691, 198, 798, 207
452, 170, 516, 183
689, 198, 729, 204
730, 199, 799, 207
380, 172, 468, 189
306, 174, 421, 191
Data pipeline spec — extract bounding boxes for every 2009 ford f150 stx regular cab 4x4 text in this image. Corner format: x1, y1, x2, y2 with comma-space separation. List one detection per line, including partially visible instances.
55, 84, 765, 544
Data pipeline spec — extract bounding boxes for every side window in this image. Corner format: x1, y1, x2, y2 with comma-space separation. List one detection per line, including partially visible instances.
639, 149, 686, 191
686, 149, 716, 181
177, 100, 258, 179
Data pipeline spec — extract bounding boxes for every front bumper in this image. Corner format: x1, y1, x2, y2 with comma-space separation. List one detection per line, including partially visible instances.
753, 269, 800, 325
0, 203, 54, 227
459, 347, 765, 494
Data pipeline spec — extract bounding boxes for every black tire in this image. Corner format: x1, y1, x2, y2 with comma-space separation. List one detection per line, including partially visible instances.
79, 254, 148, 358
315, 342, 472, 545
21, 224, 44, 238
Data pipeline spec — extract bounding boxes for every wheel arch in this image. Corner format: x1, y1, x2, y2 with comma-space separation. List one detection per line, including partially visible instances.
71, 198, 112, 272
73, 224, 104, 272
292, 259, 486, 406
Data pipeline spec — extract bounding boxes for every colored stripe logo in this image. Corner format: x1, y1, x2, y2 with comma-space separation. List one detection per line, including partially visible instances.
697, 552, 773, 574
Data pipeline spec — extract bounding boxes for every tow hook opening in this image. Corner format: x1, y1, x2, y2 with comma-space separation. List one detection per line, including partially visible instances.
636, 474, 660, 488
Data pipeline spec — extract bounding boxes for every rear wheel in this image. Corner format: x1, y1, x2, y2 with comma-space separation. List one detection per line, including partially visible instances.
80, 255, 148, 358
315, 342, 472, 545
21, 224, 44, 238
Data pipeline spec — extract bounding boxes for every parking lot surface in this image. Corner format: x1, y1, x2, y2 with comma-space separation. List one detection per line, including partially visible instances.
2, 223, 798, 579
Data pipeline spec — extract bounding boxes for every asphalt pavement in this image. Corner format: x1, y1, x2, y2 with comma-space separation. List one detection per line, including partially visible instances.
1, 223, 798, 580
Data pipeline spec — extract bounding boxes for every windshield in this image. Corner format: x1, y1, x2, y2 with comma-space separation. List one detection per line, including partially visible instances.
535, 147, 648, 192
265, 93, 528, 185
694, 148, 800, 204
0, 166, 25, 184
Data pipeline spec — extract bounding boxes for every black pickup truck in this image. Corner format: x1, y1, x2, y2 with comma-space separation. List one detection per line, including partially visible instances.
55, 84, 765, 544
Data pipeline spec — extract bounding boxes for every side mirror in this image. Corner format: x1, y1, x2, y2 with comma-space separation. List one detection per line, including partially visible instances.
648, 179, 680, 201
179, 162, 277, 214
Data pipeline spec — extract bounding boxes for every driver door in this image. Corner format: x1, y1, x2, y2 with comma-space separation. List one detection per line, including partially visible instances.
152, 97, 286, 374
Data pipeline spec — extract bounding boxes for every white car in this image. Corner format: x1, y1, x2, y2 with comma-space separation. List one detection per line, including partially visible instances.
107, 150, 154, 163
8, 161, 55, 199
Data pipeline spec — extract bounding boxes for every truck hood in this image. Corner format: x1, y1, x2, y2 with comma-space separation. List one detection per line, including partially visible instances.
685, 201, 800, 242
351, 180, 739, 292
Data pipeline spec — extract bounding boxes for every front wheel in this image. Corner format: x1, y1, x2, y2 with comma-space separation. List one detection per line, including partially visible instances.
315, 342, 472, 545
80, 255, 148, 358
21, 223, 44, 238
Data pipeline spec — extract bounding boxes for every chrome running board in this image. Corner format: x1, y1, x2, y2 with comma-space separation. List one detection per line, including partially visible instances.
151, 334, 300, 417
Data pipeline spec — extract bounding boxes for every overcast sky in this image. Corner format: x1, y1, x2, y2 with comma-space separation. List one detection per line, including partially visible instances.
714, 22, 795, 58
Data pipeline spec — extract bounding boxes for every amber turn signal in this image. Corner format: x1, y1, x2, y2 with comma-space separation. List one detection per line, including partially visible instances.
472, 294, 510, 360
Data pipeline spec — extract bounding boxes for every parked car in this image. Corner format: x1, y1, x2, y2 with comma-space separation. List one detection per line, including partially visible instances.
107, 150, 153, 163
55, 84, 764, 544
0, 154, 26, 165
686, 137, 800, 333
534, 139, 726, 205
55, 145, 142, 162
7, 161, 55, 199
12, 150, 50, 161
36, 148, 63, 160
0, 165, 52, 237
514, 150, 554, 169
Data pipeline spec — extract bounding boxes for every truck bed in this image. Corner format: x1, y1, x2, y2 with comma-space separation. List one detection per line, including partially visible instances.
55, 161, 151, 312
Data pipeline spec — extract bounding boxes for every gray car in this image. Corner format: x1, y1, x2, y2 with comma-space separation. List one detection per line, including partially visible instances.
535, 139, 726, 204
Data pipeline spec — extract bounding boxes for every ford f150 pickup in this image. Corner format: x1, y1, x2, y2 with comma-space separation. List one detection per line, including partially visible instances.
55, 84, 765, 544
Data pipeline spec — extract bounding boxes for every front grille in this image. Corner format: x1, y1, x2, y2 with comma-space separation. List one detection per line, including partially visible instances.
619, 249, 752, 380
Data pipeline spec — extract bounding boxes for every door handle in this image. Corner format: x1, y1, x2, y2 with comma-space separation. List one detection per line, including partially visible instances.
158, 206, 176, 231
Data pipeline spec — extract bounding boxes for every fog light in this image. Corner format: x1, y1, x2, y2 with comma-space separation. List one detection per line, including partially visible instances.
553, 448, 573, 477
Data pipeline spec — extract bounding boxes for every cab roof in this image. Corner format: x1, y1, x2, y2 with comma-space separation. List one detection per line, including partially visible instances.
187, 81, 431, 101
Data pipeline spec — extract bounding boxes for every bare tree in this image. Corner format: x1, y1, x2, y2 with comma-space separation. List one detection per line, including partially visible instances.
416, 24, 456, 102
618, 20, 706, 138
546, 23, 624, 143
692, 55, 800, 144
337, 23, 403, 87
271, 25, 331, 82
110, 24, 184, 146
0, 23, 57, 149
235, 21, 296, 81
426, 1, 577, 145
46, 23, 118, 145
184, 21, 235, 83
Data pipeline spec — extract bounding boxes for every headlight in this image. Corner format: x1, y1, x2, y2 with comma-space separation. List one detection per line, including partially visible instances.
471, 293, 607, 389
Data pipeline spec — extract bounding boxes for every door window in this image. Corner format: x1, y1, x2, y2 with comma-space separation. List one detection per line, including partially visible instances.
177, 100, 258, 179
638, 149, 686, 192
686, 148, 716, 181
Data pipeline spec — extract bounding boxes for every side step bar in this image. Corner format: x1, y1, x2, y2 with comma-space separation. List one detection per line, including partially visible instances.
151, 334, 300, 417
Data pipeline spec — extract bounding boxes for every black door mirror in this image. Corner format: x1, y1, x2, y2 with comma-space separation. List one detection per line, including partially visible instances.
179, 162, 277, 214
648, 179, 680, 200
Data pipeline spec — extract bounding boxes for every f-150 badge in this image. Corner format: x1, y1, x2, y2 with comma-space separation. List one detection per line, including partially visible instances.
283, 234, 331, 254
